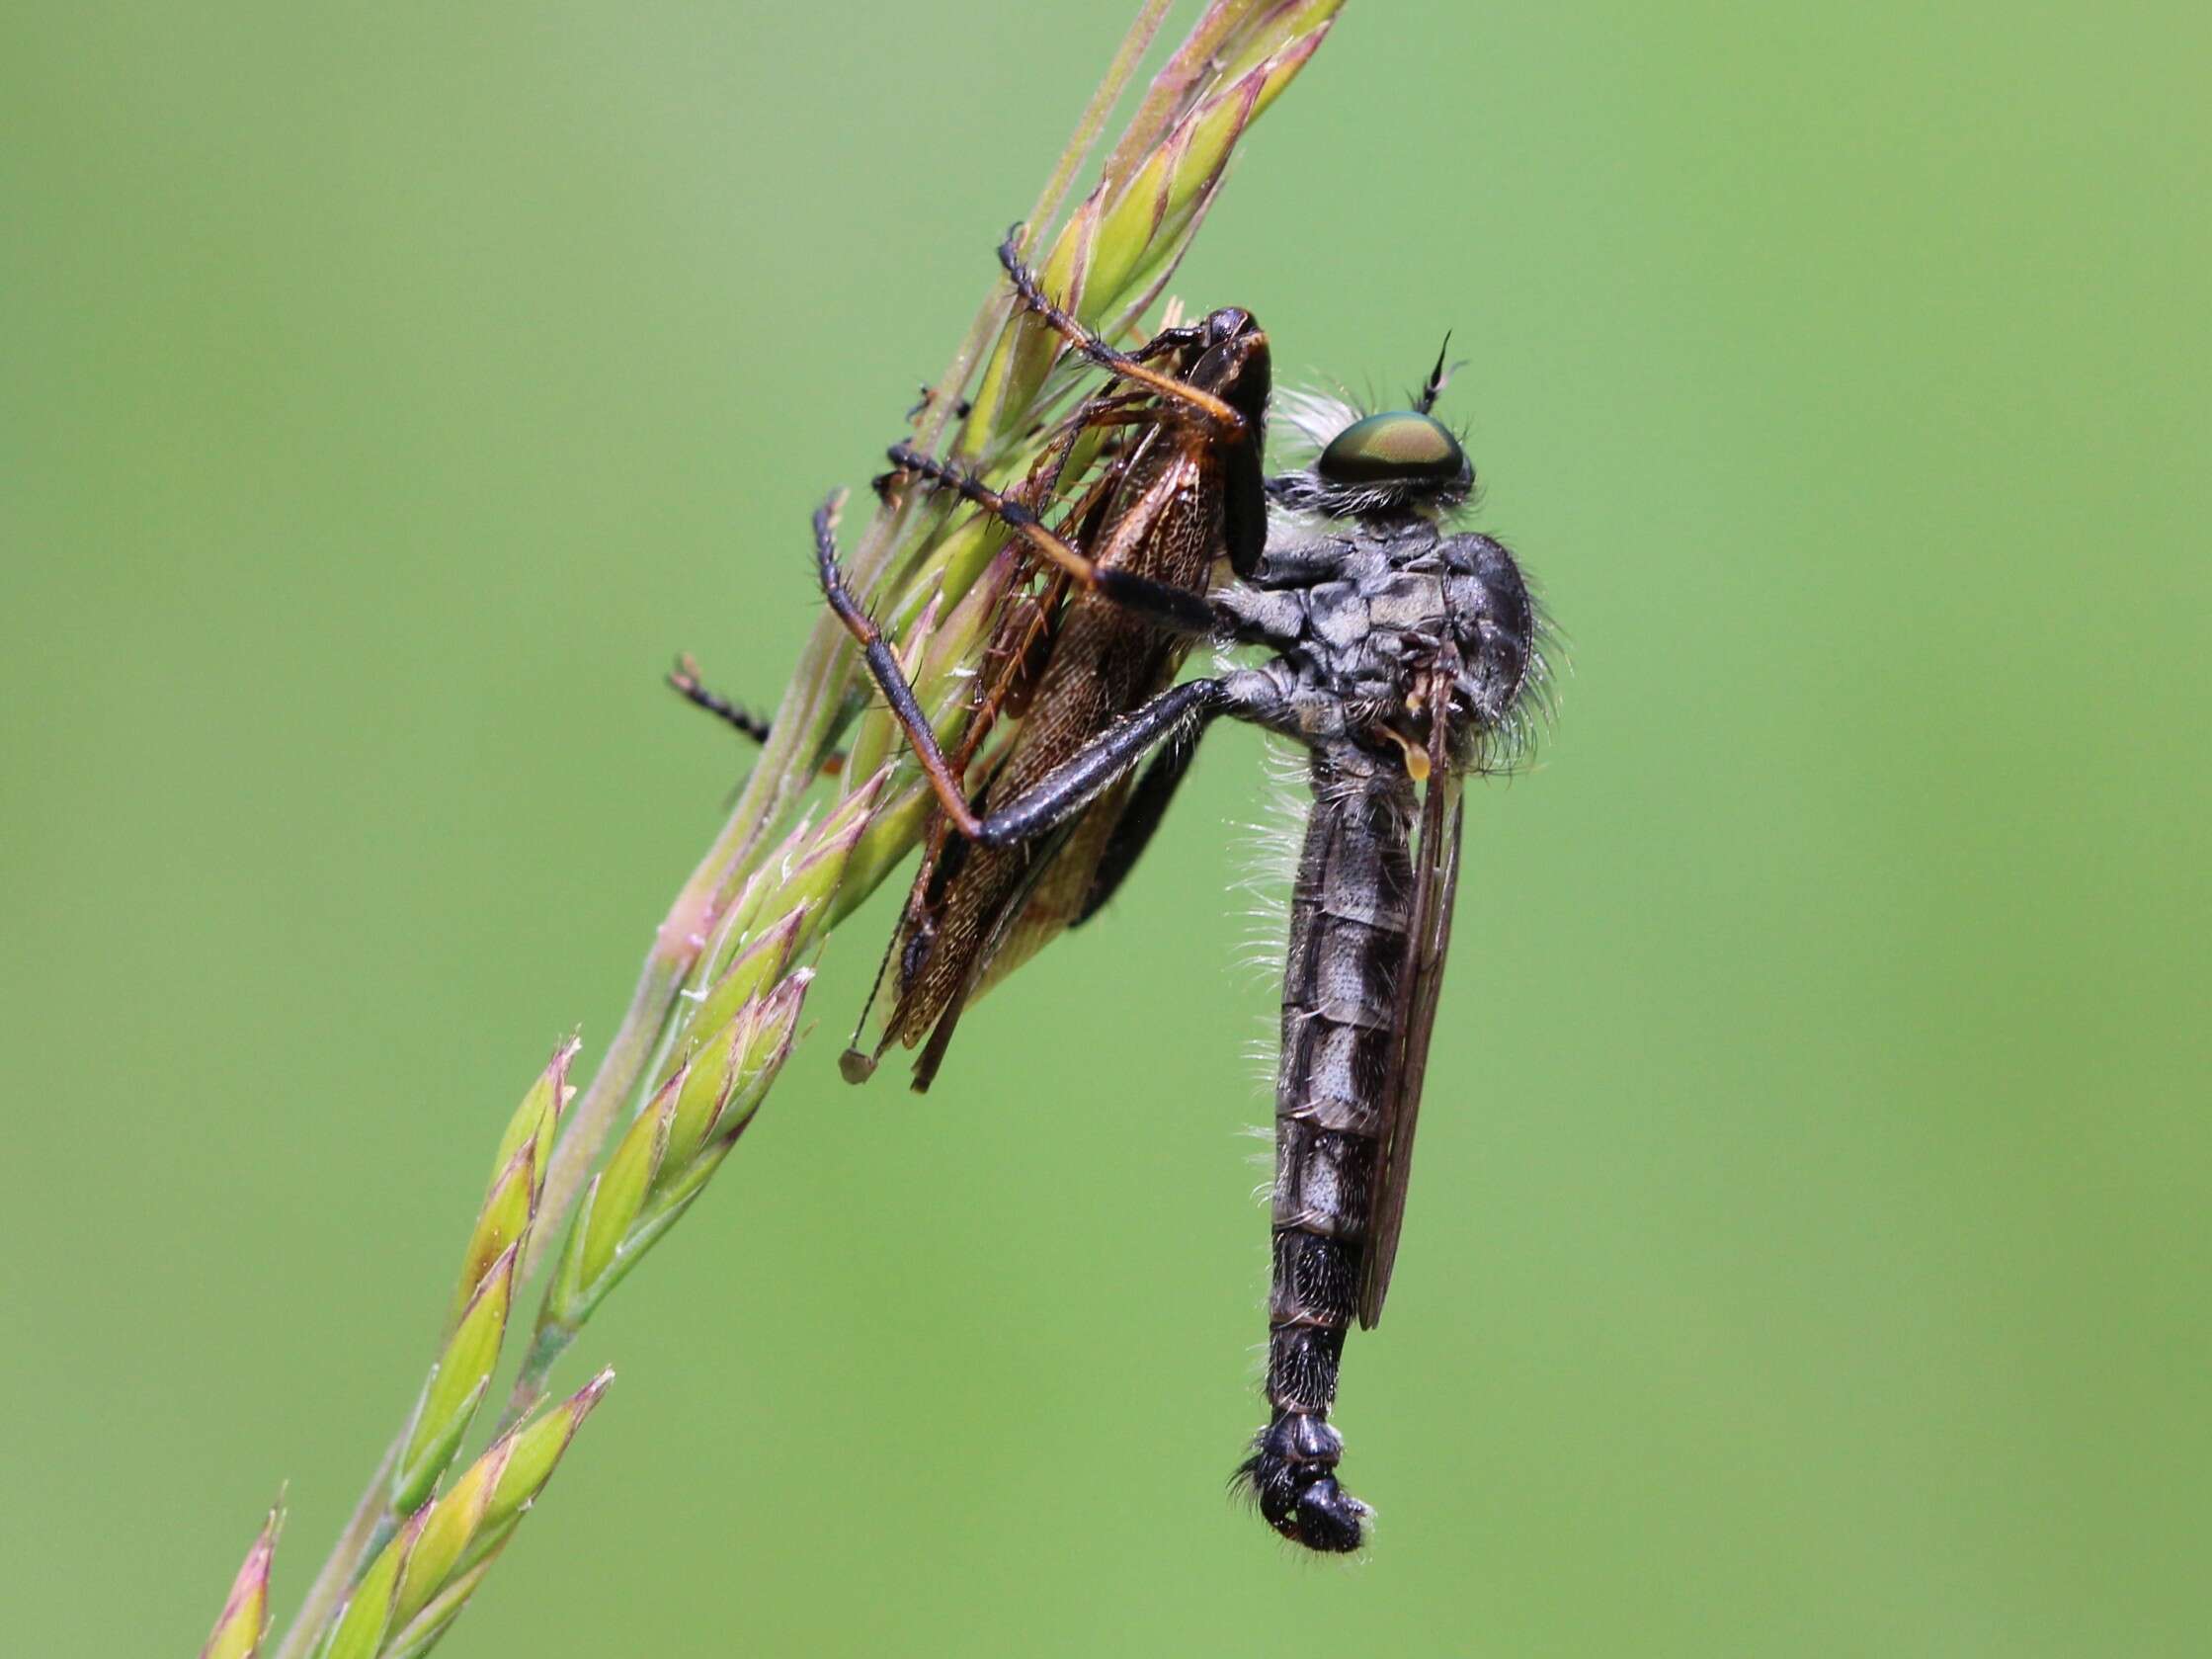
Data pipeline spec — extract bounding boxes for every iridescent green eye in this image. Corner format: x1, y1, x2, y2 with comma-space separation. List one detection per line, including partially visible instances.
1316, 412, 1467, 486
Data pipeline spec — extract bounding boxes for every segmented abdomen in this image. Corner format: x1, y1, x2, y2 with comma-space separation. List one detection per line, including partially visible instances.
1244, 753, 1414, 1549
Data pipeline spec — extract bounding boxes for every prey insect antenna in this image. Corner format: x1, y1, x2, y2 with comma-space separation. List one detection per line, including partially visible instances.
667, 654, 774, 743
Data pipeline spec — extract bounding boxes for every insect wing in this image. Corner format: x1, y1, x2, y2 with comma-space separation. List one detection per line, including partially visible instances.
1356, 696, 1465, 1329
886, 432, 1213, 1077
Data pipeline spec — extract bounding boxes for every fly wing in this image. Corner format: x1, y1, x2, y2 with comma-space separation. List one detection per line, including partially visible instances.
1356, 689, 1465, 1329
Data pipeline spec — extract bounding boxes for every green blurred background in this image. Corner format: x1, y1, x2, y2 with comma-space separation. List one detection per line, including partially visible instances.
7, 2, 2207, 1653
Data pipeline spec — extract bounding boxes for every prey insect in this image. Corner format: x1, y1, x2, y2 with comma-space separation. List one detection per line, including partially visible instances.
676, 234, 1266, 1092
827, 233, 1270, 1089
832, 340, 1546, 1552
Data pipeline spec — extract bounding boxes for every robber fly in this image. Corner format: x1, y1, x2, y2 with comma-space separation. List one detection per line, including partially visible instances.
829, 337, 1547, 1551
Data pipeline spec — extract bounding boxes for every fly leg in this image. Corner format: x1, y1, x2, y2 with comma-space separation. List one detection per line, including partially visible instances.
820, 471, 1240, 849
960, 678, 1232, 847
997, 228, 1253, 440
1071, 729, 1200, 925
883, 443, 1222, 637
813, 494, 995, 841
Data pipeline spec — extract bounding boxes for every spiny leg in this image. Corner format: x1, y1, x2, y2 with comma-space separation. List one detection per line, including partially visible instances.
882, 440, 1302, 656
877, 351, 1146, 507
1072, 724, 1202, 926
1024, 388, 1161, 489
997, 226, 1249, 436
960, 677, 1231, 849
876, 387, 1169, 512
1033, 381, 1161, 451
897, 685, 1229, 1089
667, 654, 772, 743
812, 494, 989, 841
883, 442, 1219, 637
817, 490, 1239, 854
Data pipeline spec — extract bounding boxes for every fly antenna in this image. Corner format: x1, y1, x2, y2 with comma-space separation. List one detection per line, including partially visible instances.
1414, 333, 1455, 414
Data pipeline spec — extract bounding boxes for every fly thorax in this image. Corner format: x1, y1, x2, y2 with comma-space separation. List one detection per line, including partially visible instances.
1436, 531, 1539, 735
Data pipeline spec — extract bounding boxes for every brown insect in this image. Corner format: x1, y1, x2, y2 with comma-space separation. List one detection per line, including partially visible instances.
806, 232, 1271, 1089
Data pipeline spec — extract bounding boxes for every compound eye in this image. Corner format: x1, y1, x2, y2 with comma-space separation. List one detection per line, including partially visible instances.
1316, 411, 1467, 486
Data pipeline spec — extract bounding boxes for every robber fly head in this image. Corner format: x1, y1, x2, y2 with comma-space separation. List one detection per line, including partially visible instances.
1267, 336, 1475, 519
